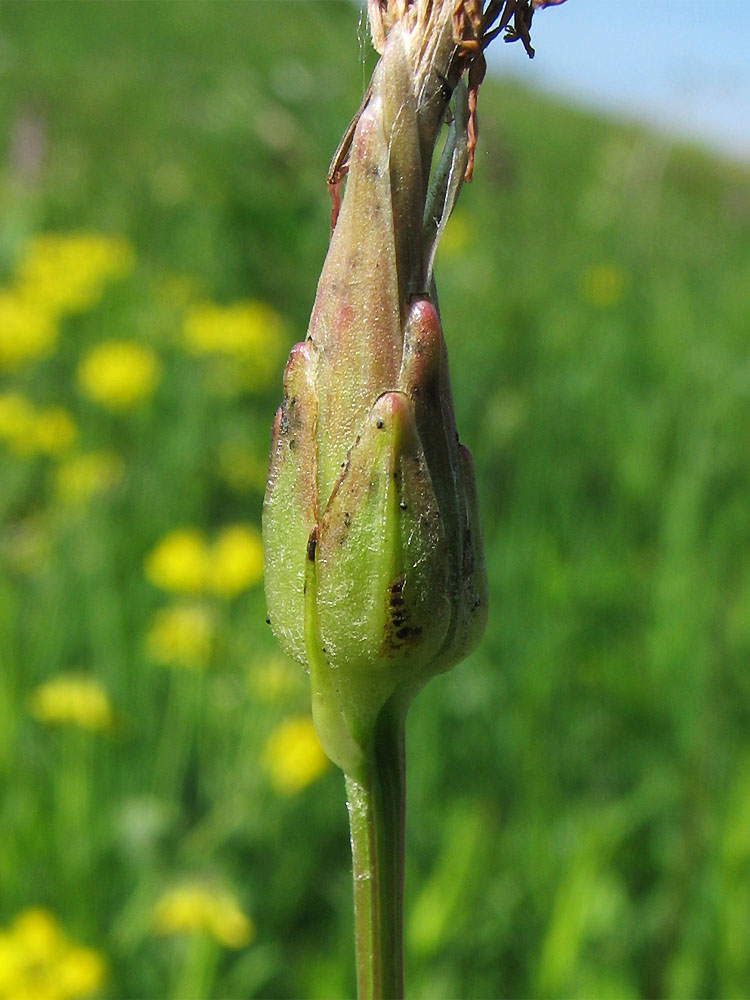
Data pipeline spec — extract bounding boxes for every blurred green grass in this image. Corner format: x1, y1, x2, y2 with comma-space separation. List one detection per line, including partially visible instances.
1, 3, 749, 998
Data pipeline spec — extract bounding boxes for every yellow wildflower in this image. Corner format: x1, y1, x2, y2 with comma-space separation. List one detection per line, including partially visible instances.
144, 528, 209, 594
580, 263, 626, 307
0, 393, 35, 452
0, 291, 58, 369
56, 948, 107, 999
15, 232, 135, 315
207, 524, 263, 598
262, 716, 329, 795
29, 674, 113, 733
182, 300, 284, 389
0, 394, 76, 458
77, 340, 160, 411
152, 884, 254, 949
183, 300, 283, 356
146, 603, 216, 670
145, 525, 263, 597
0, 907, 106, 1000
53, 451, 124, 506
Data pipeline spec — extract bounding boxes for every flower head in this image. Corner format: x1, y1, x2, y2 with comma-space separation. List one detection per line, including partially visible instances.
15, 232, 135, 316
0, 907, 106, 1000
183, 300, 283, 359
77, 340, 160, 411
145, 603, 216, 670
144, 525, 263, 598
151, 884, 253, 949
144, 528, 209, 594
182, 299, 285, 392
263, 4, 487, 773
0, 393, 34, 451
0, 394, 77, 458
29, 675, 114, 733
0, 291, 58, 370
207, 524, 263, 597
262, 716, 330, 795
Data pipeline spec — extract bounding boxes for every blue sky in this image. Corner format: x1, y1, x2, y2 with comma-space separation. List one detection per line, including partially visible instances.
484, 0, 750, 162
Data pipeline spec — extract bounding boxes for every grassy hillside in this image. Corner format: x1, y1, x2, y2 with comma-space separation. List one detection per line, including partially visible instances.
1, 3, 749, 998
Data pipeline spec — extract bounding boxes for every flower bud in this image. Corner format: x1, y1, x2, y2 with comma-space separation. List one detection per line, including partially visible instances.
263, 11, 487, 773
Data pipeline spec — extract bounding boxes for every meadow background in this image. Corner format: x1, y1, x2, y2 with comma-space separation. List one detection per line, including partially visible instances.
1, 3, 749, 999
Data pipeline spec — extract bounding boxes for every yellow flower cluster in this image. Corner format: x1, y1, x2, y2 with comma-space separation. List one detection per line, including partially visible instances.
183, 299, 282, 357
144, 525, 263, 598
145, 603, 216, 670
0, 293, 57, 369
0, 232, 135, 372
0, 393, 76, 458
151, 884, 253, 949
0, 907, 106, 1000
262, 716, 329, 795
182, 300, 284, 390
16, 232, 135, 316
28, 675, 114, 733
77, 340, 161, 412
210, 525, 264, 596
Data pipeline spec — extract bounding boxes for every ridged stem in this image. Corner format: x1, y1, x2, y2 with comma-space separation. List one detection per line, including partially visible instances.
345, 699, 407, 1000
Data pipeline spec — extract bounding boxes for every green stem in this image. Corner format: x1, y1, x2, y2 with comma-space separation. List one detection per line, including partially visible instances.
345, 699, 406, 1000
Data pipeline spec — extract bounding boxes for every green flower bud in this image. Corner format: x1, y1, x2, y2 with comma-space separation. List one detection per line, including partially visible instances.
263, 18, 487, 774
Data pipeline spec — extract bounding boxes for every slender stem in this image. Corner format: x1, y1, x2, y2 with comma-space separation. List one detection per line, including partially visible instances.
345, 699, 407, 1000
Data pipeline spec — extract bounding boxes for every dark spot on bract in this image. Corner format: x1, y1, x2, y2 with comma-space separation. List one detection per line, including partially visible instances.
396, 624, 422, 641
386, 575, 422, 647
307, 527, 318, 561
